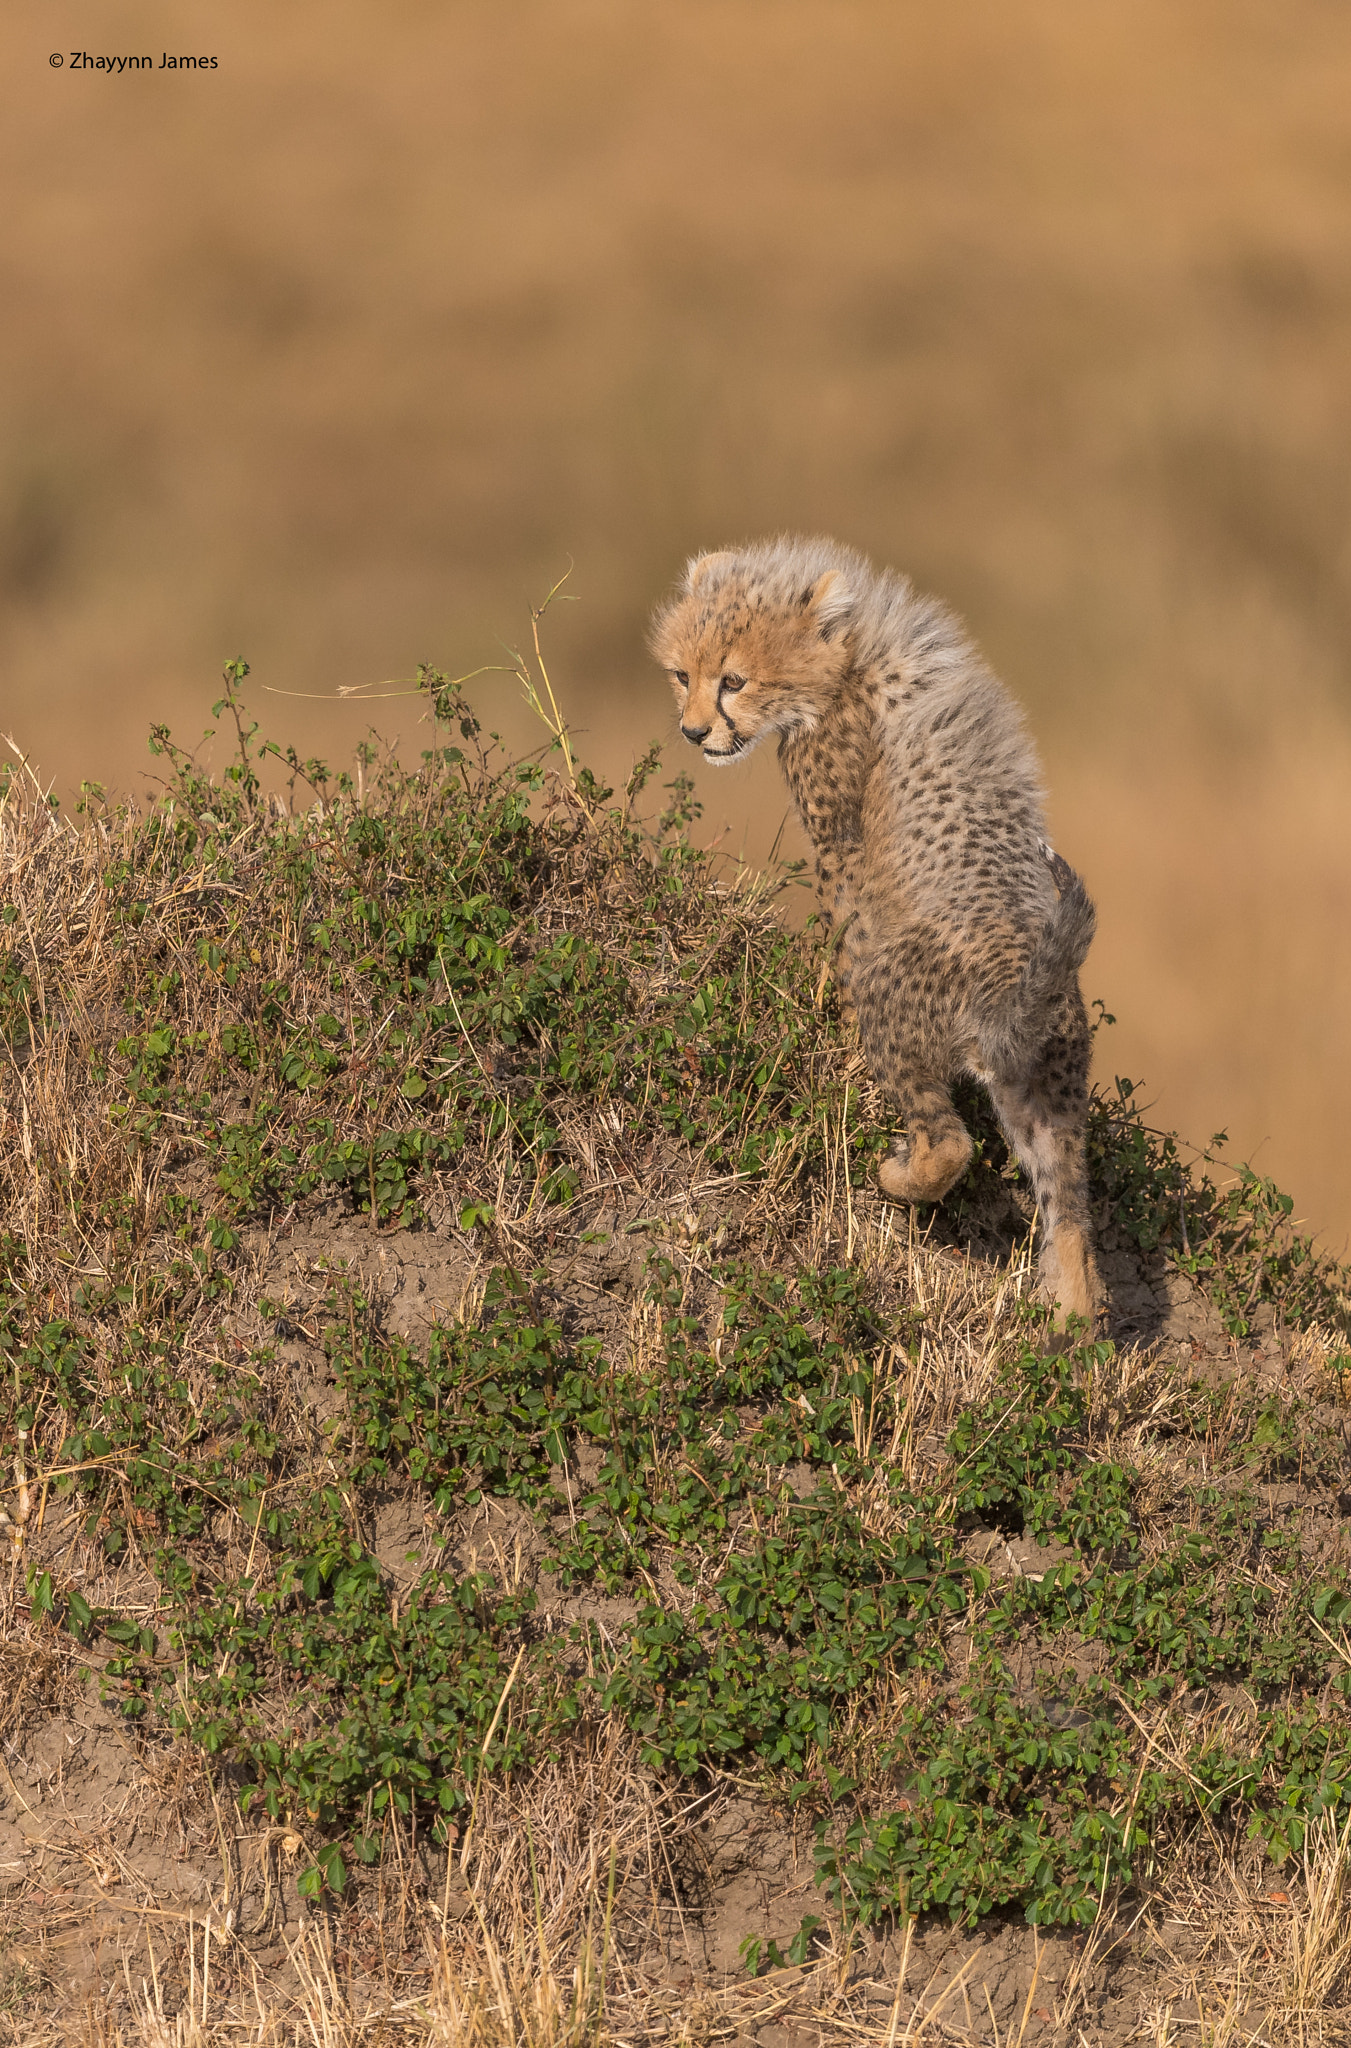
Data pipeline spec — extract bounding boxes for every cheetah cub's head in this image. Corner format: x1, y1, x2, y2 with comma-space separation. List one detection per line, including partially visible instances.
649, 549, 853, 765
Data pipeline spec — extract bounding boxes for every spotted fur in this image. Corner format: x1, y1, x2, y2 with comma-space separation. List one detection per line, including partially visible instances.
650, 534, 1100, 1324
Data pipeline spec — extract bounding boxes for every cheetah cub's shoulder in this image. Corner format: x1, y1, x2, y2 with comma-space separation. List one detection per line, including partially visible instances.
650, 535, 1100, 1327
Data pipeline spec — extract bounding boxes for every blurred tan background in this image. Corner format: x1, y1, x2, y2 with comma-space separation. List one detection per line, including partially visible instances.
4, 0, 1349, 1247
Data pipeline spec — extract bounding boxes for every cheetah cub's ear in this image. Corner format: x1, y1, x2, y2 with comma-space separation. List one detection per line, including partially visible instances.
805, 569, 853, 639
684, 550, 736, 593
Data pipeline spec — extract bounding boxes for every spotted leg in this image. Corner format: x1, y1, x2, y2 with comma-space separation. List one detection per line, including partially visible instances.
985, 988, 1099, 1326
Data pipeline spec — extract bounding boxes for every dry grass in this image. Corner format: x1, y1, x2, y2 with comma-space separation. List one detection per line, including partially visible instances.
1275, 1813, 1351, 2037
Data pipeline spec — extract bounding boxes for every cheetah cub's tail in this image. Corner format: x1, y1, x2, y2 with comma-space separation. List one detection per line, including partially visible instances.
1036, 839, 1096, 969
987, 842, 1096, 1070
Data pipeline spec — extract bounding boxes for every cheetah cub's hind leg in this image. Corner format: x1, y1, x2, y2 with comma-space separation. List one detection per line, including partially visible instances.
985, 988, 1100, 1326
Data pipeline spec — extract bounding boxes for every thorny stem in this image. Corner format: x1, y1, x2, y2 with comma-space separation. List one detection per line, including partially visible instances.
217, 661, 258, 791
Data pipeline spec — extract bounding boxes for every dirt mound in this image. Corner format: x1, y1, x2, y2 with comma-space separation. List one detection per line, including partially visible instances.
2, 713, 1348, 2043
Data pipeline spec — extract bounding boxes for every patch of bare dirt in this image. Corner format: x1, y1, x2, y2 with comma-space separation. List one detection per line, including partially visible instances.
0, 1682, 1329, 2044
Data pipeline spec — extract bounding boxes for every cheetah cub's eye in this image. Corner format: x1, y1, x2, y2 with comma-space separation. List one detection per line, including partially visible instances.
674, 670, 689, 687
719, 675, 746, 693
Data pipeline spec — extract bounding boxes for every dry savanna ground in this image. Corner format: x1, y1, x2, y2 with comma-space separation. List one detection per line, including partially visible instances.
1, 680, 1350, 2045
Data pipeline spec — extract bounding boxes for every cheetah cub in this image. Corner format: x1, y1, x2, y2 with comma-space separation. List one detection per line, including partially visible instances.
650, 535, 1100, 1325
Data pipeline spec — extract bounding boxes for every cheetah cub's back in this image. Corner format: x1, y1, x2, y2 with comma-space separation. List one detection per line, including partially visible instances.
650, 534, 1100, 1327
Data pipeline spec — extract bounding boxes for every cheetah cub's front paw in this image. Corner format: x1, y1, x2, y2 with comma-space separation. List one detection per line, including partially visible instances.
877, 1128, 973, 1207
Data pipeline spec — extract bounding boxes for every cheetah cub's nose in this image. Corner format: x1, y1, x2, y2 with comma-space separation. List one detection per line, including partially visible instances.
681, 722, 712, 744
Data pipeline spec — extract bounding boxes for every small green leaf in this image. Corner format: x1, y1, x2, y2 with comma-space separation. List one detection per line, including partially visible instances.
26, 1569, 55, 1619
